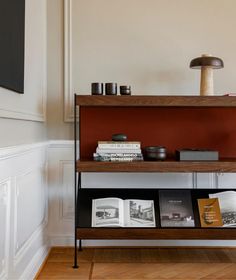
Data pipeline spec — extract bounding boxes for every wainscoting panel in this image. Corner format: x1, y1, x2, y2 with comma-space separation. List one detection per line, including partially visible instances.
60, 161, 74, 220
14, 167, 47, 267
0, 143, 49, 280
47, 141, 74, 241
0, 179, 10, 280
217, 173, 236, 189
195, 173, 217, 189
82, 172, 193, 189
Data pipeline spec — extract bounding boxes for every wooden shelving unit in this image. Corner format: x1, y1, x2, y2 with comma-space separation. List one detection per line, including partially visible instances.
73, 95, 236, 268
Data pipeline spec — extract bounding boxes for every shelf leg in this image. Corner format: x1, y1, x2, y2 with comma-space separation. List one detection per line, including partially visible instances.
79, 239, 83, 251
73, 171, 79, 268
73, 230, 78, 269
73, 172, 81, 268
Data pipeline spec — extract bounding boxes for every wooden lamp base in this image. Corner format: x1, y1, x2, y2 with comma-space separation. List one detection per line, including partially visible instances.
200, 66, 214, 96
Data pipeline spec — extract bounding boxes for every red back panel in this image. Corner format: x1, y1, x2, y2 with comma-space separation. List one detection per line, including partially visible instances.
80, 107, 236, 159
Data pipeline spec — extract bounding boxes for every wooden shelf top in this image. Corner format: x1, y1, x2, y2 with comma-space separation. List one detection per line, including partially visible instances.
77, 228, 236, 240
75, 95, 236, 107
76, 159, 236, 173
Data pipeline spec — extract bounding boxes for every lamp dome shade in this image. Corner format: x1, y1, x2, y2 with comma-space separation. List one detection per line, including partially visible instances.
190, 56, 224, 69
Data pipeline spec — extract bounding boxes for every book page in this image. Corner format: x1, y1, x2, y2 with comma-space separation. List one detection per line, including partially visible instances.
124, 199, 156, 227
209, 191, 236, 227
92, 198, 124, 227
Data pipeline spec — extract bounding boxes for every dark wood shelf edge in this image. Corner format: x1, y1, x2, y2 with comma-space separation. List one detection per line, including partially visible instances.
77, 228, 236, 240
76, 159, 236, 173
75, 95, 236, 107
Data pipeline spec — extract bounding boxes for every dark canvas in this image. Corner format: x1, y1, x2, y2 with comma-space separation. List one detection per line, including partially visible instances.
0, 0, 25, 93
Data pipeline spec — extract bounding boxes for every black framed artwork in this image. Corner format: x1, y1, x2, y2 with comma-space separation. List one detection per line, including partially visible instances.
0, 0, 25, 94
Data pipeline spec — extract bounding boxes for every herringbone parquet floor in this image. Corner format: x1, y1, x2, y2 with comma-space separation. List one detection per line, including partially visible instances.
36, 247, 236, 279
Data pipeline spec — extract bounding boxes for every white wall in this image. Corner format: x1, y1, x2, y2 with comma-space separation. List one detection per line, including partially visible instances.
47, 0, 72, 139
48, 0, 236, 133
0, 0, 47, 147
63, 0, 236, 121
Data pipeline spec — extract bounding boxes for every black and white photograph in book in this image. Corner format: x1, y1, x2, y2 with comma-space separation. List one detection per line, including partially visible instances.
209, 191, 236, 227
129, 200, 155, 226
159, 190, 195, 227
92, 198, 120, 227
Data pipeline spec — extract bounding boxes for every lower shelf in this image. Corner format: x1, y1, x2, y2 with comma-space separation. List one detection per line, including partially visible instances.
76, 228, 236, 240
77, 188, 236, 240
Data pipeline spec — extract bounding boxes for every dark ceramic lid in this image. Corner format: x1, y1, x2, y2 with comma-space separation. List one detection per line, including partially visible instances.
120, 85, 131, 90
145, 146, 166, 153
112, 133, 127, 141
190, 54, 224, 69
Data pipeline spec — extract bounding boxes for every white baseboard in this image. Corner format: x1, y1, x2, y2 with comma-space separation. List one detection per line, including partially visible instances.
19, 245, 50, 280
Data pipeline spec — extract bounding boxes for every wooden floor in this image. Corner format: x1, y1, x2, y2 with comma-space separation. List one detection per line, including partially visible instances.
36, 247, 236, 280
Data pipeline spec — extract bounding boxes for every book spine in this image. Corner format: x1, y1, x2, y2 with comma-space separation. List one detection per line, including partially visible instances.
111, 157, 143, 161
98, 143, 141, 149
93, 154, 144, 162
94, 157, 143, 162
95, 153, 143, 157
96, 148, 142, 154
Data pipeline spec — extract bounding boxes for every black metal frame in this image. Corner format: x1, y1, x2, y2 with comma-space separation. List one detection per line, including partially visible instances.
73, 94, 82, 269
73, 94, 78, 268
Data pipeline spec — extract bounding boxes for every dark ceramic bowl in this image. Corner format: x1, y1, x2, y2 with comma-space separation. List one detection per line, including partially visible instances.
120, 86, 131, 95
144, 146, 167, 161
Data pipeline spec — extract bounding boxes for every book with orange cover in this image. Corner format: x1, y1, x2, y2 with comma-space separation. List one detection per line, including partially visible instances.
198, 198, 223, 227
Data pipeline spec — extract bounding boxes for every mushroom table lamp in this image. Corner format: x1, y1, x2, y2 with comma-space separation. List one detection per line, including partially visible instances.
190, 54, 224, 96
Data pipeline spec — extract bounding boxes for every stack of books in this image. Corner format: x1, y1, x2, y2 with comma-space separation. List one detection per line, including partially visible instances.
93, 141, 143, 162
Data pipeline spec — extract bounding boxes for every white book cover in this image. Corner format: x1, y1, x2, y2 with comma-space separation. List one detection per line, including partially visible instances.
98, 142, 141, 149
209, 191, 236, 227
92, 198, 155, 227
96, 148, 142, 154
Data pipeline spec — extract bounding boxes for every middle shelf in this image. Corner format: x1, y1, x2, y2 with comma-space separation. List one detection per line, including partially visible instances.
76, 159, 236, 173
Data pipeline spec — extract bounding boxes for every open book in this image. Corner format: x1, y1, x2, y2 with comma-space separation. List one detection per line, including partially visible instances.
209, 191, 236, 227
92, 197, 156, 227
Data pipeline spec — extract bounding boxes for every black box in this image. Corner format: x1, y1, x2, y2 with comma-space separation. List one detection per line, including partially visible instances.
176, 149, 219, 161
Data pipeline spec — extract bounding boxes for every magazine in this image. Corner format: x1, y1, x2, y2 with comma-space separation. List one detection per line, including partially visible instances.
209, 191, 236, 227
92, 197, 156, 227
159, 190, 195, 227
